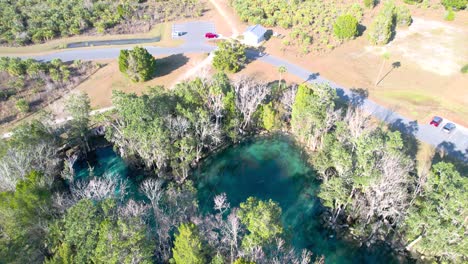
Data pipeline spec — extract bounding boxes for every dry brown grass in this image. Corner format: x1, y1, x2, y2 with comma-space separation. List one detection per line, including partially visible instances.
73, 53, 208, 109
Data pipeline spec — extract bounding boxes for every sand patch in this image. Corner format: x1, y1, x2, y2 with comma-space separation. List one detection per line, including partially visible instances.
367, 17, 468, 76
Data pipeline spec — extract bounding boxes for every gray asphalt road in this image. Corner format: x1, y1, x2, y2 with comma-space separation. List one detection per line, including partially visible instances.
11, 23, 468, 161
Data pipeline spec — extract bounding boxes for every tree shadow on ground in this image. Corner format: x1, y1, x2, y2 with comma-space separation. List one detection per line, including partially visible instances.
334, 87, 368, 109
390, 118, 419, 160
357, 24, 367, 37
154, 54, 189, 78
349, 88, 369, 107
432, 142, 468, 176
303, 73, 320, 83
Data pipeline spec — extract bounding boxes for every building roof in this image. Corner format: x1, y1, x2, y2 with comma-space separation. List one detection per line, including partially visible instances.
244, 24, 267, 38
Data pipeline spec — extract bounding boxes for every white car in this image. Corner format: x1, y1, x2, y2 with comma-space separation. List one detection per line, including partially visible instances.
172, 31, 184, 38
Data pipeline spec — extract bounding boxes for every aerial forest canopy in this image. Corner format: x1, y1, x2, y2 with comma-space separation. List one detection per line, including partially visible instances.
0, 72, 466, 263
0, 0, 203, 46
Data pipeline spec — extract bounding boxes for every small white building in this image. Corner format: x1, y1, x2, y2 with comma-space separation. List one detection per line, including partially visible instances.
243, 25, 267, 46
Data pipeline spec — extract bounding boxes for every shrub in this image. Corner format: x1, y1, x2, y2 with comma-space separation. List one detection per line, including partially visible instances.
461, 64, 468, 73
333, 14, 359, 40
367, 14, 393, 45
364, 0, 376, 8
441, 0, 467, 10
396, 6, 413, 26
15, 99, 30, 113
445, 8, 456, 20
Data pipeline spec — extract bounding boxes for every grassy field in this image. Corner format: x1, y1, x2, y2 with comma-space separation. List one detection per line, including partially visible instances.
0, 23, 183, 56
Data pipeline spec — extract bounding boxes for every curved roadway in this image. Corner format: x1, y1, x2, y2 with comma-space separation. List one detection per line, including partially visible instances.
6, 34, 468, 162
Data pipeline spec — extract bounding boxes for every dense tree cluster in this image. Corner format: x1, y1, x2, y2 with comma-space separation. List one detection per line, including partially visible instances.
213, 40, 247, 73
441, 0, 467, 9
231, 0, 364, 53
0, 0, 203, 46
0, 57, 95, 125
367, 1, 412, 45
289, 83, 467, 262
118, 46, 157, 82
0, 73, 466, 263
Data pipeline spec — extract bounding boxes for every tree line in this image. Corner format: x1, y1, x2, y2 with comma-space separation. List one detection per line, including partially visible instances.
0, 0, 203, 46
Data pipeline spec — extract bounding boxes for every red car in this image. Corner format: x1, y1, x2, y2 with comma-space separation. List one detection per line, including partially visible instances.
430, 116, 443, 127
205, 32, 218, 39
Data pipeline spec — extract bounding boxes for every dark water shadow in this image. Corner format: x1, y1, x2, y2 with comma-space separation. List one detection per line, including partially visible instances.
154, 54, 189, 78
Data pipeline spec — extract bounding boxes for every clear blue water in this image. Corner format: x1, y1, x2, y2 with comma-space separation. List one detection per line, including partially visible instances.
75, 138, 406, 264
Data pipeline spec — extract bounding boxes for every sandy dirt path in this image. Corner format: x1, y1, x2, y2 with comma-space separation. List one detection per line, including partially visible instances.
208, 0, 240, 37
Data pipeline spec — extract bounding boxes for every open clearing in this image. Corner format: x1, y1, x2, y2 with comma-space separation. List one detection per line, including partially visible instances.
258, 11, 468, 126
367, 17, 468, 76
72, 53, 208, 109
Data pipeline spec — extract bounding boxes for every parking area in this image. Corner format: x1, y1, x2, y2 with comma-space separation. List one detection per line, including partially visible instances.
172, 21, 216, 44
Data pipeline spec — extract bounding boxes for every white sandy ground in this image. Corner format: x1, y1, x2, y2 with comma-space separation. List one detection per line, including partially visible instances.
366, 17, 468, 76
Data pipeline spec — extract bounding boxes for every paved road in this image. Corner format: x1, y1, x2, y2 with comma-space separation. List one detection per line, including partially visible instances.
7, 23, 468, 161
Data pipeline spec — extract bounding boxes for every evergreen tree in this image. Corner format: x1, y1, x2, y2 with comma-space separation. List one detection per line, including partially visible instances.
171, 223, 206, 264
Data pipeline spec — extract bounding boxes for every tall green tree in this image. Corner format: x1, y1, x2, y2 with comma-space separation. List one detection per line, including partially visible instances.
47, 199, 152, 264
237, 197, 283, 249
118, 47, 156, 82
0, 171, 53, 264
66, 92, 91, 151
171, 223, 206, 264
404, 162, 468, 263
291, 83, 337, 150
213, 40, 246, 73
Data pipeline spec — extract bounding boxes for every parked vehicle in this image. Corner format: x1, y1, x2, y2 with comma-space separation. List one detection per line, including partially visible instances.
172, 31, 184, 37
205, 32, 218, 39
430, 116, 443, 127
442, 122, 456, 133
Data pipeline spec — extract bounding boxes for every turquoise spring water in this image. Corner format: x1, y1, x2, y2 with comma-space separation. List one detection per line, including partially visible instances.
75, 137, 406, 263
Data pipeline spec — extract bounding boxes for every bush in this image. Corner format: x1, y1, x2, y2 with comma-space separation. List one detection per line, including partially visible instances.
213, 40, 246, 73
333, 14, 359, 40
445, 8, 456, 20
118, 46, 156, 82
396, 6, 413, 26
441, 0, 467, 10
367, 14, 393, 45
364, 0, 376, 8
461, 64, 468, 73
15, 99, 30, 113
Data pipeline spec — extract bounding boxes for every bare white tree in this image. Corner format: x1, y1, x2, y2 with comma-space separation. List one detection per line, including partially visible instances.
343, 106, 373, 142
118, 199, 149, 221
280, 84, 298, 115
71, 176, 128, 201
0, 143, 60, 191
354, 152, 413, 241
233, 76, 269, 130
214, 193, 230, 215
